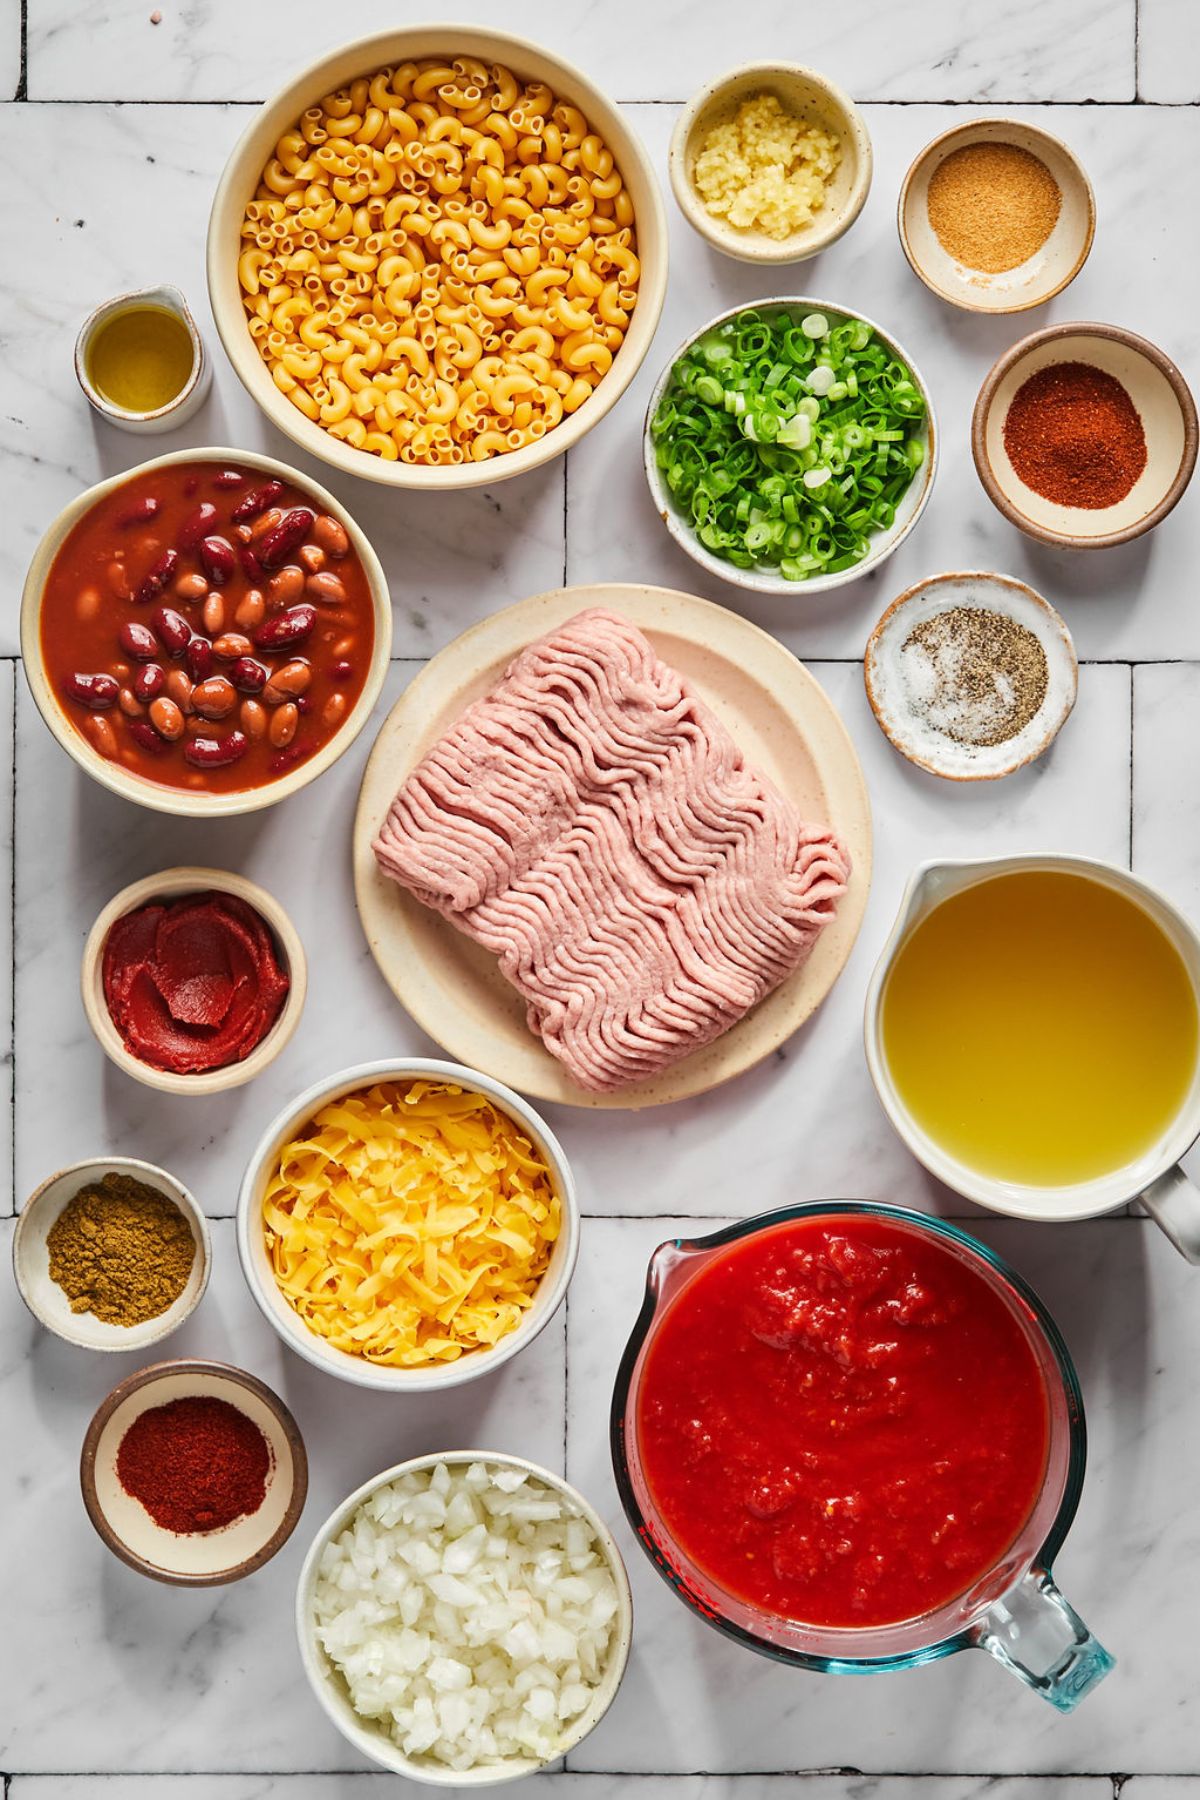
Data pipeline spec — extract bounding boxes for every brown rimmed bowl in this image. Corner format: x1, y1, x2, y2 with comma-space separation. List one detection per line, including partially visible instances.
81, 866, 307, 1097
972, 322, 1199, 549
20, 445, 392, 817
80, 1357, 308, 1585
898, 119, 1094, 315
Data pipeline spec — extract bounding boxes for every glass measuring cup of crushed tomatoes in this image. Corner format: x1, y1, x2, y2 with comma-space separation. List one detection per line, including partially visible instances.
611, 1202, 1112, 1712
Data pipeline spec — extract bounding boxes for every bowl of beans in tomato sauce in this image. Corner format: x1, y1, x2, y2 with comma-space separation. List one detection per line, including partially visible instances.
22, 449, 391, 815
611, 1203, 1113, 1711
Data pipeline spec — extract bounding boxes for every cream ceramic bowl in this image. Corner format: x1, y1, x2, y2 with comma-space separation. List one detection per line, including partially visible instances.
20, 445, 392, 818
74, 284, 213, 432
237, 1058, 580, 1393
207, 28, 668, 492
13, 1156, 211, 1351
669, 62, 872, 264
81, 1358, 308, 1585
81, 866, 307, 1097
972, 323, 1199, 549
644, 298, 937, 596
296, 1451, 633, 1784
899, 119, 1094, 314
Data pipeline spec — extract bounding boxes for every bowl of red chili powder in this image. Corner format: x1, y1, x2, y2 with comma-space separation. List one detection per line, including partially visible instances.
972, 321, 1197, 548
80, 1358, 307, 1584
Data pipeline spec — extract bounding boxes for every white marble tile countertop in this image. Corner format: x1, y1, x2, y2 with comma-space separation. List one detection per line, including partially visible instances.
3, 1, 1200, 1795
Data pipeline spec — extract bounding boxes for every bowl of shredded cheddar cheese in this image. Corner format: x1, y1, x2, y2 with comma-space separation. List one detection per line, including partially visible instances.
237, 1059, 579, 1391
669, 64, 872, 265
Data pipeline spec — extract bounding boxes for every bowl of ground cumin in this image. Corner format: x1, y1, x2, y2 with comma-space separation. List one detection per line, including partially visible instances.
898, 118, 1094, 314
973, 321, 1199, 549
13, 1157, 210, 1350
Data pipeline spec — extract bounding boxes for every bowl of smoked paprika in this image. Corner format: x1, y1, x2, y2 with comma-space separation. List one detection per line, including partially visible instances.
972, 321, 1198, 549
80, 1358, 308, 1585
81, 865, 307, 1096
611, 1201, 1114, 1713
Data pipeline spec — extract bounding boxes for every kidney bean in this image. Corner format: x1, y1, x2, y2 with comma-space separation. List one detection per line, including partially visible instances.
239, 544, 263, 583
83, 714, 118, 758
133, 662, 166, 702
65, 672, 119, 711
184, 730, 248, 769
298, 543, 326, 574
306, 570, 347, 607
230, 655, 268, 694
105, 559, 131, 600
311, 512, 350, 559
185, 637, 214, 683
231, 479, 284, 523
296, 694, 312, 715
262, 659, 312, 703
166, 669, 194, 714
269, 702, 299, 748
331, 658, 354, 680
257, 508, 315, 569
266, 565, 305, 608
198, 536, 236, 587
117, 495, 160, 528
177, 501, 218, 550
213, 632, 252, 661
253, 603, 316, 651
239, 698, 267, 740
212, 468, 247, 490
248, 506, 284, 542
322, 691, 348, 730
153, 605, 192, 656
191, 676, 237, 720
128, 718, 169, 755
202, 592, 226, 636
118, 686, 145, 718
76, 585, 102, 623
182, 475, 199, 498
119, 620, 159, 661
149, 697, 185, 741
133, 548, 179, 606
234, 588, 266, 631
269, 744, 307, 775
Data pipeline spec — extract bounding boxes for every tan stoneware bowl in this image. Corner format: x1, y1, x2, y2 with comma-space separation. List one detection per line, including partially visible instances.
864, 570, 1078, 781
80, 1358, 308, 1585
296, 1451, 633, 1783
972, 322, 1199, 549
669, 62, 872, 264
237, 1058, 579, 1393
81, 866, 307, 1097
899, 119, 1094, 314
13, 1156, 211, 1352
20, 445, 392, 818
207, 27, 668, 491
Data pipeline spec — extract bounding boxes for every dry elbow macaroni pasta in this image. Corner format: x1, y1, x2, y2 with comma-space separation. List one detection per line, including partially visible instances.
238, 58, 641, 466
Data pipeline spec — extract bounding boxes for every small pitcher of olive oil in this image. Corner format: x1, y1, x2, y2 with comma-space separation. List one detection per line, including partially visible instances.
75, 284, 211, 432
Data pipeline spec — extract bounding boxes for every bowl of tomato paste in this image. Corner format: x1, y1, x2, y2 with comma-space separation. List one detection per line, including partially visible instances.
611, 1203, 1112, 1711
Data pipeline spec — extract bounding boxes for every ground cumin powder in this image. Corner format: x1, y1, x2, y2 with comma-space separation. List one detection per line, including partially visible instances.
47, 1170, 195, 1325
927, 141, 1062, 273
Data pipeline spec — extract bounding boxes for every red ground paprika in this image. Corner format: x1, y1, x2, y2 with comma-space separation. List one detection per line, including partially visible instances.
116, 1395, 271, 1534
1003, 360, 1147, 509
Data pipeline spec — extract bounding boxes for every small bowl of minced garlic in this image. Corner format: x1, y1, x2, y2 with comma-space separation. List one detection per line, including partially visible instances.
670, 63, 872, 265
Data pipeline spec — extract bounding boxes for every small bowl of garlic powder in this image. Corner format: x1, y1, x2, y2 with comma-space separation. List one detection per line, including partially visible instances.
670, 63, 872, 264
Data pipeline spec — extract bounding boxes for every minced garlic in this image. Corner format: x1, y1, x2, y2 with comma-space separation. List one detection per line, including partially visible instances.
692, 92, 841, 241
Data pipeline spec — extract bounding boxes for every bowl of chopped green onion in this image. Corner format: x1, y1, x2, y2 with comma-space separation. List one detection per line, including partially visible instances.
645, 300, 936, 593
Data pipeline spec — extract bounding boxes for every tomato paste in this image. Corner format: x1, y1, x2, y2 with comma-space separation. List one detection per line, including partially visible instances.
102, 891, 289, 1074
636, 1215, 1050, 1630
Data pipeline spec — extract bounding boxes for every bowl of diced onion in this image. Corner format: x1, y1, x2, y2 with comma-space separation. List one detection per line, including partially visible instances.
297, 1452, 633, 1783
643, 297, 937, 596
236, 1058, 579, 1392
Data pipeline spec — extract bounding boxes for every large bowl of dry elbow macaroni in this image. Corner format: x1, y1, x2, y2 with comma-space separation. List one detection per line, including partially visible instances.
208, 29, 668, 488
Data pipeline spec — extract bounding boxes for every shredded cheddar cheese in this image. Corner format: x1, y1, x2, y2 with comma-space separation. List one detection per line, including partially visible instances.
263, 1080, 560, 1366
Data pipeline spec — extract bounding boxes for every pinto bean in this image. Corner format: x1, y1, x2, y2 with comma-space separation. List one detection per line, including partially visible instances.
191, 676, 237, 720
298, 543, 326, 574
262, 659, 311, 703
213, 632, 253, 661
265, 564, 305, 607
118, 686, 145, 718
174, 570, 210, 601
322, 691, 348, 730
268, 702, 298, 747
149, 696, 185, 741
306, 570, 347, 606
202, 592, 226, 636
234, 588, 266, 630
165, 669, 194, 714
311, 513, 350, 559
239, 698, 267, 740
82, 714, 118, 758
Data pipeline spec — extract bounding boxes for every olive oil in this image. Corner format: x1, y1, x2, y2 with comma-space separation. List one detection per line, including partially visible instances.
87, 306, 195, 413
881, 870, 1198, 1186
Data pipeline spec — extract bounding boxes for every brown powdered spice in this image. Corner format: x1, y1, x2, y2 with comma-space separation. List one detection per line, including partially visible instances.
902, 607, 1049, 748
927, 141, 1062, 273
47, 1170, 195, 1326
1004, 361, 1147, 509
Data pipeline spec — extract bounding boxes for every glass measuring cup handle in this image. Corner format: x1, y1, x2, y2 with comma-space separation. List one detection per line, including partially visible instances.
971, 1566, 1114, 1712
1140, 1164, 1200, 1263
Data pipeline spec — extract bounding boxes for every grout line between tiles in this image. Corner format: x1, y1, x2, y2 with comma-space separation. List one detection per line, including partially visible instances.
8, 665, 15, 1218
1134, 0, 1143, 102
14, 0, 25, 101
